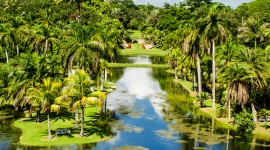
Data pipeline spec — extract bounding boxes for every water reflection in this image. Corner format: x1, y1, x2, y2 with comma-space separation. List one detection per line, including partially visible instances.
2, 56, 270, 149
0, 119, 21, 150
94, 56, 176, 150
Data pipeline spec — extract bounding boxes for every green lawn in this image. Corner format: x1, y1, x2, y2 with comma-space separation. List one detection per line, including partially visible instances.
120, 44, 167, 56
128, 30, 142, 40
14, 107, 111, 146
109, 63, 168, 68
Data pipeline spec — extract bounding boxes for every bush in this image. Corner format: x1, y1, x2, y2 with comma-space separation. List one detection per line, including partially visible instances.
235, 112, 255, 133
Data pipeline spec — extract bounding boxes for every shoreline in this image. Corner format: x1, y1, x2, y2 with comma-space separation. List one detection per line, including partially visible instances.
13, 105, 114, 146
169, 70, 270, 140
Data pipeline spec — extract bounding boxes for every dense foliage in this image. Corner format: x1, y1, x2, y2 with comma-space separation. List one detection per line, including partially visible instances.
0, 0, 132, 138
1, 0, 270, 137
130, 0, 270, 126
235, 112, 255, 133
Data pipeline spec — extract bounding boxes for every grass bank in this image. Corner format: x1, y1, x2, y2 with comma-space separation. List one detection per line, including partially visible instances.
109, 63, 168, 68
120, 44, 166, 57
14, 107, 111, 146
169, 70, 270, 139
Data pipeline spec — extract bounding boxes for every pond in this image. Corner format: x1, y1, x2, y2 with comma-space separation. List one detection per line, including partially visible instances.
1, 56, 270, 150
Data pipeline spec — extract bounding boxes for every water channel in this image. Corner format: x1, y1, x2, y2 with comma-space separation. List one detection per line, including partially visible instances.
1, 56, 270, 149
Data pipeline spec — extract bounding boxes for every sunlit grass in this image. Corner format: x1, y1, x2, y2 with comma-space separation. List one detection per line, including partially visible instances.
14, 107, 111, 146
120, 44, 167, 56
128, 30, 142, 40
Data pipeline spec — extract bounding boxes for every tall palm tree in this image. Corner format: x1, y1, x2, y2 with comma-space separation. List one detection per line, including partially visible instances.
199, 3, 229, 109
8, 16, 28, 55
54, 0, 92, 22
66, 70, 93, 136
26, 78, 62, 139
63, 25, 102, 76
183, 28, 203, 98
0, 23, 14, 63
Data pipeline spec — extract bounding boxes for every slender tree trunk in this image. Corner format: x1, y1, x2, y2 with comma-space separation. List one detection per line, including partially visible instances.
5, 49, 9, 63
45, 39, 48, 56
47, 113, 52, 139
29, 106, 32, 118
80, 107, 84, 137
228, 99, 231, 119
104, 96, 107, 113
212, 40, 216, 109
36, 110, 40, 123
175, 68, 178, 80
16, 44, 19, 55
100, 70, 104, 91
193, 73, 197, 92
104, 69, 108, 82
196, 53, 202, 97
74, 108, 79, 128
251, 102, 258, 122
76, 2, 81, 23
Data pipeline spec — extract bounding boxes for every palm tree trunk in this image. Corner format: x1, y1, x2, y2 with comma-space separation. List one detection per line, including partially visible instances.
175, 68, 178, 80
212, 40, 216, 109
251, 102, 258, 122
100, 70, 104, 91
193, 74, 197, 92
36, 110, 40, 123
74, 108, 79, 128
16, 44, 19, 55
104, 69, 108, 82
5, 49, 9, 63
45, 39, 48, 56
47, 113, 52, 139
196, 53, 202, 97
80, 107, 84, 137
228, 99, 231, 119
76, 2, 81, 23
29, 106, 32, 118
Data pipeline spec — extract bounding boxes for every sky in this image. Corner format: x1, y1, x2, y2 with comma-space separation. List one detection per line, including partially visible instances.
133, 0, 254, 9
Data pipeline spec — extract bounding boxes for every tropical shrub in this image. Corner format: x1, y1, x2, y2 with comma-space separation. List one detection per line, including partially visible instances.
235, 112, 255, 133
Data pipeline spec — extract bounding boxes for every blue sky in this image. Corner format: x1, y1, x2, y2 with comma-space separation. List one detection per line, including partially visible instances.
133, 0, 254, 9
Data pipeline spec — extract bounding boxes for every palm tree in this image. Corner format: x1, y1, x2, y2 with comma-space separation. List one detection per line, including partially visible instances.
8, 16, 28, 55
30, 25, 59, 55
66, 70, 93, 136
54, 0, 92, 22
199, 3, 229, 109
183, 28, 203, 98
0, 23, 14, 63
63, 25, 102, 76
99, 59, 110, 91
237, 17, 270, 48
219, 47, 270, 121
26, 78, 62, 139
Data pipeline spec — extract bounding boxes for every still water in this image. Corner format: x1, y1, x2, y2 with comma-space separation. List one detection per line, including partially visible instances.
1, 56, 270, 150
